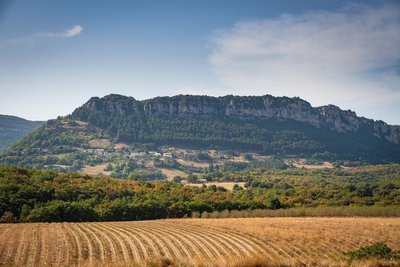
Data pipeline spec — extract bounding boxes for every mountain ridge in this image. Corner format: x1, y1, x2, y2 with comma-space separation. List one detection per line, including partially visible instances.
0, 115, 45, 152
74, 94, 400, 144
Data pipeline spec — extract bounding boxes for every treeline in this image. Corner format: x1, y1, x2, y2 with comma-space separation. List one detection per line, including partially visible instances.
183, 164, 400, 207
1, 165, 400, 223
0, 167, 277, 223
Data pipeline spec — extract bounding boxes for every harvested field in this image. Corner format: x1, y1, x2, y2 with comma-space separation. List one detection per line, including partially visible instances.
81, 163, 111, 176
188, 217, 400, 265
158, 168, 188, 180
176, 159, 210, 168
88, 139, 111, 148
286, 159, 334, 169
0, 218, 399, 266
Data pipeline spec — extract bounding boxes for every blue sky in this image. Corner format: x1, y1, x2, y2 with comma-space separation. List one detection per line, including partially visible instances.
0, 0, 399, 124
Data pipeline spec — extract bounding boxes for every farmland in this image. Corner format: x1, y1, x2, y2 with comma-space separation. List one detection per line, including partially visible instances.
1, 218, 399, 266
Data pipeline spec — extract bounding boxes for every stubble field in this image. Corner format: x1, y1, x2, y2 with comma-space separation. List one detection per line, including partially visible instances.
0, 218, 399, 266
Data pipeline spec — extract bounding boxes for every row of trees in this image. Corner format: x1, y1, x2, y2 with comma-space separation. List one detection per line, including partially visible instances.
1, 164, 399, 223
0, 167, 284, 223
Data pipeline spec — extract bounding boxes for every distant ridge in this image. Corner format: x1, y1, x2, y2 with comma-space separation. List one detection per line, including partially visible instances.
0, 115, 45, 152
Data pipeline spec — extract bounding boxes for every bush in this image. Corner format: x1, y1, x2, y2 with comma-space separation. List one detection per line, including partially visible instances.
0, 211, 17, 223
347, 242, 399, 261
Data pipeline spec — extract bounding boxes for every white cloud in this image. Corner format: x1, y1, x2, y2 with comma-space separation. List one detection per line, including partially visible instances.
46, 25, 83, 38
4, 25, 83, 46
209, 3, 400, 123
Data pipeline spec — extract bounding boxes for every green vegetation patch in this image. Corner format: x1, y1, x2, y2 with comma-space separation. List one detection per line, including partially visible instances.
347, 242, 400, 262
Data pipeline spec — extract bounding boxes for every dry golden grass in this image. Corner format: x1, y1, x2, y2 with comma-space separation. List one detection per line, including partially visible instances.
288, 159, 334, 169
0, 218, 399, 266
114, 143, 130, 149
81, 163, 111, 176
158, 168, 188, 180
176, 159, 210, 168
88, 139, 111, 148
187, 217, 400, 265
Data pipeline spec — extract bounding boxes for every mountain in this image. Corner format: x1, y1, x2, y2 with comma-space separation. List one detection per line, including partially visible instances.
0, 115, 45, 153
71, 94, 400, 160
0, 94, 399, 173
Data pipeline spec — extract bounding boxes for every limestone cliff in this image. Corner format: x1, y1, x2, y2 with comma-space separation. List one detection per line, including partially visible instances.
76, 94, 400, 144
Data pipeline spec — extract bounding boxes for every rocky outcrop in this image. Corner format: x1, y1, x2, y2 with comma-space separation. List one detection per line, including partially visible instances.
75, 94, 400, 144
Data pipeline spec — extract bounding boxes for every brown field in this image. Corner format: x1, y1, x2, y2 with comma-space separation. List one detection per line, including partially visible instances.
114, 143, 130, 149
158, 168, 188, 180
0, 218, 399, 266
81, 163, 111, 176
88, 139, 111, 148
288, 160, 334, 169
176, 159, 210, 168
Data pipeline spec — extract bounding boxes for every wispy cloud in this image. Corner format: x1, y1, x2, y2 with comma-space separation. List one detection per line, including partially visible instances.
209, 3, 400, 123
46, 25, 83, 38
4, 25, 83, 46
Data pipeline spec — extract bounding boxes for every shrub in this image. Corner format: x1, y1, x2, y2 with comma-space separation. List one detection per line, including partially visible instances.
0, 211, 17, 223
346, 242, 399, 261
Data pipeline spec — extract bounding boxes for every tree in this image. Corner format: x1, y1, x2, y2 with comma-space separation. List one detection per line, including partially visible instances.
232, 184, 241, 191
0, 211, 17, 223
172, 176, 182, 183
268, 198, 283, 210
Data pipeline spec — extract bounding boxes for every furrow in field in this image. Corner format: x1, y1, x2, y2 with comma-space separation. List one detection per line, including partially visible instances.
93, 222, 132, 262
139, 223, 217, 259
144, 222, 217, 260
38, 223, 54, 266
64, 223, 83, 263
107, 222, 148, 260
123, 224, 172, 259
193, 227, 258, 257
163, 223, 225, 259
143, 223, 198, 259
57, 223, 70, 265
139, 225, 183, 259
285, 239, 322, 263
71, 223, 95, 262
271, 235, 316, 264
173, 222, 268, 256
86, 223, 118, 260
253, 235, 295, 260
14, 224, 34, 266
166, 223, 234, 259
77, 223, 106, 261
113, 222, 161, 258
28, 224, 42, 266
0, 225, 14, 262
141, 223, 194, 259
302, 237, 344, 260
171, 222, 255, 258
174, 225, 236, 258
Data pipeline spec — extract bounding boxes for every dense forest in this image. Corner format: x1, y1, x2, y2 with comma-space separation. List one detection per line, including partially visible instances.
1, 165, 399, 223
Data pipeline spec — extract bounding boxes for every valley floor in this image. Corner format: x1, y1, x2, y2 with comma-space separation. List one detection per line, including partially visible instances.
0, 218, 399, 266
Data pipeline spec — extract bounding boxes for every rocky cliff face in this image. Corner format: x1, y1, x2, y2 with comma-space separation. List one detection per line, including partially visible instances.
75, 94, 400, 144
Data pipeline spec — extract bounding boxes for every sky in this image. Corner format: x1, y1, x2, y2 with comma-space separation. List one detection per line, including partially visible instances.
0, 0, 399, 124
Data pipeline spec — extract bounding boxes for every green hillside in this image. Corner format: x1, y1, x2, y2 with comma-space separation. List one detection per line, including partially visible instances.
0, 115, 44, 153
